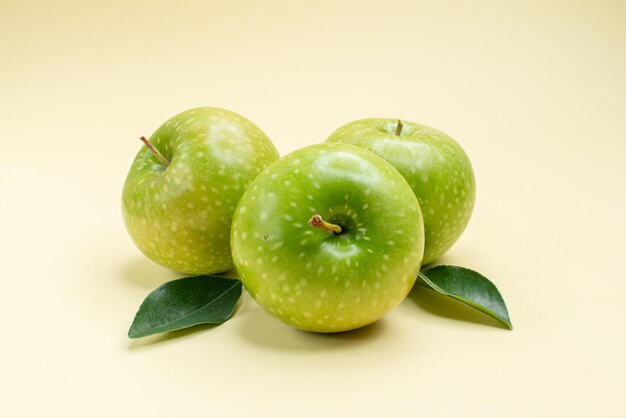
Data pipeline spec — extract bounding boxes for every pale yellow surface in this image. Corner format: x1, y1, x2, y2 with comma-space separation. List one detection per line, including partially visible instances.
2, 1, 625, 417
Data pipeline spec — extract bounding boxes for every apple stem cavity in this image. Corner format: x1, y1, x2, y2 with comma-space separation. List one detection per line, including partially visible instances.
395, 119, 403, 136
308, 214, 342, 234
140, 136, 170, 167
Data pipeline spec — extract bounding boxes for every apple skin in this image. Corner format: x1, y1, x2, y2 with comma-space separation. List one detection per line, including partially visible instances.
231, 143, 424, 332
122, 107, 279, 274
326, 119, 475, 265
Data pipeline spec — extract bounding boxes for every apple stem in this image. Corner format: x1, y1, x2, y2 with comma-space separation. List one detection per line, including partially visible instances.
395, 119, 403, 136
139, 136, 170, 167
308, 214, 342, 234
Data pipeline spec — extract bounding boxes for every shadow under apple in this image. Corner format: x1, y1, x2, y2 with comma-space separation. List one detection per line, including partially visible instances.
234, 298, 390, 353
120, 256, 179, 290
121, 256, 239, 288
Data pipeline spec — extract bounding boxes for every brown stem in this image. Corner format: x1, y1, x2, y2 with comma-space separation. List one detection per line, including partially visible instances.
308, 214, 342, 234
139, 136, 169, 167
395, 119, 403, 136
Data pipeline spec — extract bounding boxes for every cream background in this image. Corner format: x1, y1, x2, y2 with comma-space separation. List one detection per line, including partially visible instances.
2, 1, 625, 417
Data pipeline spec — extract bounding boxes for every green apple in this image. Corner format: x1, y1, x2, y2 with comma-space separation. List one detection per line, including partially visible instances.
326, 119, 475, 265
231, 143, 424, 332
122, 107, 279, 274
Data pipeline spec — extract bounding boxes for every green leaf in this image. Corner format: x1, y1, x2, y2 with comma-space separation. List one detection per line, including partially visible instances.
417, 265, 513, 330
128, 275, 242, 339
